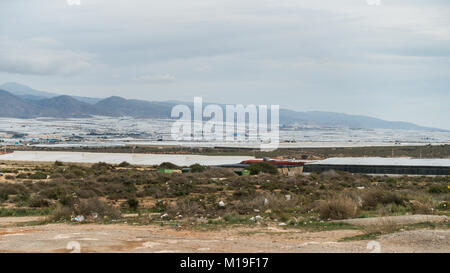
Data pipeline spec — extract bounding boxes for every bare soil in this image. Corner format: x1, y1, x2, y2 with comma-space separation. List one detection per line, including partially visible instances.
0, 218, 448, 253
336, 215, 449, 226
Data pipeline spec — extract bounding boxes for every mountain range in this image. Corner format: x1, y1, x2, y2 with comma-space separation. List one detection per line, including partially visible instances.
0, 82, 444, 131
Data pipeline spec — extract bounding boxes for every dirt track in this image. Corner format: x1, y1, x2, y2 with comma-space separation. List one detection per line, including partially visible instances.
337, 215, 449, 226
0, 220, 449, 253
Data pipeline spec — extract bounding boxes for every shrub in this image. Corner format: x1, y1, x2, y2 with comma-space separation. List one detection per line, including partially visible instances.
0, 192, 8, 201
58, 194, 78, 207
118, 161, 131, 167
159, 162, 179, 169
231, 193, 306, 215
363, 218, 401, 235
29, 196, 51, 207
318, 196, 358, 220
16, 173, 29, 179
223, 213, 250, 224
91, 162, 115, 171
376, 203, 408, 216
362, 189, 406, 209
152, 200, 168, 213
50, 203, 72, 221
232, 188, 256, 199
436, 201, 450, 210
0, 208, 51, 217
127, 198, 139, 211
29, 172, 48, 180
409, 199, 434, 214
54, 161, 64, 167
77, 198, 121, 219
428, 184, 449, 194
435, 193, 450, 201
245, 162, 278, 175
189, 164, 207, 173
10, 192, 30, 206
168, 198, 205, 217
384, 177, 398, 184
0, 183, 28, 201
76, 189, 98, 199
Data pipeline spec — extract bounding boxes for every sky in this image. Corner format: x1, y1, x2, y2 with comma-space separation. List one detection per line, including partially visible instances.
0, 0, 449, 129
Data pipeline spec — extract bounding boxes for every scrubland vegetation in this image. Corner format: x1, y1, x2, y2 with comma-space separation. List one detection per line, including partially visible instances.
0, 159, 448, 241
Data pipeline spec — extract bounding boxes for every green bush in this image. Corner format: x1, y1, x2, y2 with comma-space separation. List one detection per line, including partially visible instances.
91, 162, 115, 171
428, 184, 449, 194
223, 213, 251, 224
189, 164, 207, 173
0, 208, 51, 217
29, 172, 48, 180
152, 200, 168, 213
16, 173, 29, 179
158, 162, 179, 169
245, 162, 278, 175
54, 161, 64, 167
118, 161, 131, 167
127, 198, 139, 211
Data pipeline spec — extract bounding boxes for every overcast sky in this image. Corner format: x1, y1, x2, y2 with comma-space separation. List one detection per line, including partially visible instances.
0, 0, 449, 129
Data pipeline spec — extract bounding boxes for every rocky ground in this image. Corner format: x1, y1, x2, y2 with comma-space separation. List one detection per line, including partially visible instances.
0, 216, 448, 253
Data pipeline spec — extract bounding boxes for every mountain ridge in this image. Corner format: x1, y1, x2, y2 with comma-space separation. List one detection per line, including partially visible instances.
0, 83, 446, 131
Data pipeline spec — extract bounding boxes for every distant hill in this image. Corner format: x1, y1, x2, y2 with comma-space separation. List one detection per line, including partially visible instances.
0, 82, 56, 99
278, 110, 439, 130
0, 83, 445, 131
95, 96, 172, 118
0, 90, 40, 118
0, 89, 172, 119
35, 95, 102, 117
0, 90, 102, 118
0, 82, 102, 104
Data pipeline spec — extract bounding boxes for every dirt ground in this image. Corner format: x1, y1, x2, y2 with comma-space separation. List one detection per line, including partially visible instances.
336, 214, 449, 226
0, 217, 448, 253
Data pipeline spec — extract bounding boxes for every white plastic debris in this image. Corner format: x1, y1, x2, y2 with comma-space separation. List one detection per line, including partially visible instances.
72, 215, 85, 222
285, 194, 291, 201
160, 213, 169, 219
250, 215, 264, 222
278, 222, 287, 226
264, 198, 269, 206
218, 201, 226, 207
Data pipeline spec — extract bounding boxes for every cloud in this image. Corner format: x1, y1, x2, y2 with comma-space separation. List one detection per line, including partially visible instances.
135, 73, 176, 83
0, 36, 92, 76
0, 0, 449, 128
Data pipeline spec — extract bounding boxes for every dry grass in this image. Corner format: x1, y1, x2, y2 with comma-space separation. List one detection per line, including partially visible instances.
49, 198, 120, 221
77, 198, 121, 219
362, 189, 406, 209
363, 217, 402, 235
318, 196, 359, 220
49, 203, 72, 221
